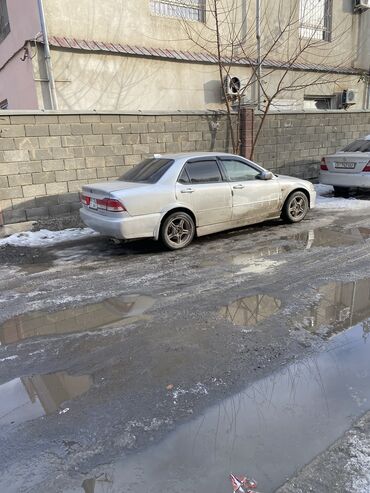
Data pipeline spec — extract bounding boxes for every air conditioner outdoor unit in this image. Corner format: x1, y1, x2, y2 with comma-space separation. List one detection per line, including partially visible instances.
342, 89, 358, 105
223, 75, 241, 98
354, 0, 370, 11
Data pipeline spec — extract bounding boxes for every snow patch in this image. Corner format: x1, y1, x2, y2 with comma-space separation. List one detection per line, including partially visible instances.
0, 228, 98, 248
0, 355, 18, 362
315, 184, 370, 210
346, 432, 370, 493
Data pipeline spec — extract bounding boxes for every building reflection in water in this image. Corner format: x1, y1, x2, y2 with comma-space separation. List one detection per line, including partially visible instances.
82, 473, 113, 493
300, 278, 370, 339
0, 372, 92, 426
220, 295, 282, 327
0, 295, 155, 345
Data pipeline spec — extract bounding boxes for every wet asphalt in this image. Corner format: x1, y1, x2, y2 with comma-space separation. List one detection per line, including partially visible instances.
1, 204, 370, 492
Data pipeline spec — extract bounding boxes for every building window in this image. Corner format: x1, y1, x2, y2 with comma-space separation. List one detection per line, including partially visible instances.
299, 0, 332, 41
0, 0, 10, 43
150, 0, 206, 22
0, 99, 8, 109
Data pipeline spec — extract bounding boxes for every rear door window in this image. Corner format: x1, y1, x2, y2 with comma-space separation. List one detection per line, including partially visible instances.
342, 140, 370, 152
185, 160, 223, 184
119, 158, 174, 183
220, 159, 260, 181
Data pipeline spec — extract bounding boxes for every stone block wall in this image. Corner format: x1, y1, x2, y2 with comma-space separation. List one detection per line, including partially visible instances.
253, 111, 370, 180
0, 112, 233, 224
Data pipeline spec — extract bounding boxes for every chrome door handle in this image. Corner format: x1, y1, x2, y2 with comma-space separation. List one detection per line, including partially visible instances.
233, 184, 244, 189
181, 188, 194, 193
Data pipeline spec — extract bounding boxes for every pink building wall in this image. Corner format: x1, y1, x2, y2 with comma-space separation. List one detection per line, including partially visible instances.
0, 0, 40, 109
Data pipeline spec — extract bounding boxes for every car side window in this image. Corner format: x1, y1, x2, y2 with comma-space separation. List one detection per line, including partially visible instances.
185, 160, 222, 184
178, 168, 190, 184
220, 159, 260, 182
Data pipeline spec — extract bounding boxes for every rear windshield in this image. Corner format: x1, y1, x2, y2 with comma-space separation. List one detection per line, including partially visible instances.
341, 140, 370, 152
119, 158, 174, 183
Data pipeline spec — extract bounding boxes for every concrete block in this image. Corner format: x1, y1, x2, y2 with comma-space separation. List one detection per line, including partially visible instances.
148, 123, 165, 133
67, 180, 89, 192
130, 123, 148, 134
52, 147, 74, 159
0, 138, 15, 151
42, 159, 65, 171
80, 114, 101, 123
157, 133, 173, 143
149, 143, 166, 154
35, 195, 59, 207
92, 123, 112, 134
11, 197, 35, 209
49, 124, 72, 136
70, 123, 92, 135
83, 134, 103, 146
122, 134, 140, 145
14, 137, 39, 150
165, 142, 181, 153
58, 115, 81, 123
55, 170, 77, 182
112, 123, 131, 134
0, 186, 23, 199
97, 167, 118, 179
140, 134, 157, 145
29, 149, 53, 161
46, 182, 68, 195
100, 115, 120, 123
3, 150, 29, 162
0, 176, 8, 187
18, 161, 42, 174
165, 122, 182, 132
113, 144, 133, 156
3, 209, 27, 223
93, 146, 114, 157
103, 134, 122, 145
86, 157, 105, 168
59, 192, 80, 203
8, 174, 32, 187
49, 204, 72, 216
32, 171, 56, 184
61, 135, 84, 147
124, 155, 141, 166
22, 184, 46, 197
105, 155, 124, 167
64, 158, 85, 170
26, 206, 49, 220
35, 115, 59, 124
25, 125, 49, 137
132, 144, 150, 155
0, 125, 26, 138
39, 136, 61, 148
77, 169, 97, 180
120, 115, 138, 123
139, 115, 156, 123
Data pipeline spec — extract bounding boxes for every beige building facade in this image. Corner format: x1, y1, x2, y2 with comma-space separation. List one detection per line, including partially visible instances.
0, 0, 369, 111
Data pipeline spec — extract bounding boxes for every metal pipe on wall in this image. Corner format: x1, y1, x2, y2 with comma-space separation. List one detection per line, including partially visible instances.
256, 0, 262, 111
37, 0, 58, 110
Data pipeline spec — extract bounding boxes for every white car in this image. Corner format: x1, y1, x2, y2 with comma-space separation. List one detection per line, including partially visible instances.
80, 152, 316, 250
319, 135, 370, 195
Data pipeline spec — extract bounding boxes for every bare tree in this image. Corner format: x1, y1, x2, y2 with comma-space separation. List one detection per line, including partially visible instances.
180, 0, 361, 157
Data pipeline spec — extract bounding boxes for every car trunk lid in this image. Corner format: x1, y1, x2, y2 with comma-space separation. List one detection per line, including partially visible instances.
324, 153, 370, 173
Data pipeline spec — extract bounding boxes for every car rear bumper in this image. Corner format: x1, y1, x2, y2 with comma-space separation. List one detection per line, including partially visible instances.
319, 172, 370, 188
80, 207, 160, 240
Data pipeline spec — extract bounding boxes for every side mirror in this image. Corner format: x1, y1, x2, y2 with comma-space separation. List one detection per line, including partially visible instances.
259, 171, 274, 180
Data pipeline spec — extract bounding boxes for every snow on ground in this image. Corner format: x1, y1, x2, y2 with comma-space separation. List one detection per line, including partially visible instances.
346, 432, 370, 493
315, 184, 370, 210
0, 228, 98, 248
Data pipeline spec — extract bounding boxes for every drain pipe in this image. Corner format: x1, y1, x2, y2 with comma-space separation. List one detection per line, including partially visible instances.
256, 0, 262, 111
37, 0, 58, 109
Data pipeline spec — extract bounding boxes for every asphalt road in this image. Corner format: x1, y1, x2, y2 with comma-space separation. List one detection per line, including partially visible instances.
1, 207, 370, 492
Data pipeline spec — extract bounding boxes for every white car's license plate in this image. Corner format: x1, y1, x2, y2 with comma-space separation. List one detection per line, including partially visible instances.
335, 162, 356, 169
89, 198, 98, 209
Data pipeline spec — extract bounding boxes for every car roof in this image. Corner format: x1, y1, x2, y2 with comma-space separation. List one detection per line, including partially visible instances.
152, 152, 242, 160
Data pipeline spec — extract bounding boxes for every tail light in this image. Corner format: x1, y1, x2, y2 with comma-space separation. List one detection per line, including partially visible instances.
96, 198, 126, 212
80, 194, 90, 206
363, 161, 370, 172
320, 158, 328, 171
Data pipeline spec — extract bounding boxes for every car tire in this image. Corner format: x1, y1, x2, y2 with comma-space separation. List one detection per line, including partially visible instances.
282, 191, 309, 223
333, 186, 349, 197
160, 211, 195, 250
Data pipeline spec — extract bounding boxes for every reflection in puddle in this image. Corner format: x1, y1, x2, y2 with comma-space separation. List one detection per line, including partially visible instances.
0, 295, 155, 345
74, 323, 370, 493
82, 474, 113, 493
298, 278, 370, 339
0, 372, 92, 426
221, 295, 282, 327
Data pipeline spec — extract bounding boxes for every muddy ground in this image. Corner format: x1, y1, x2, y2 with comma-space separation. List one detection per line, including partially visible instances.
1, 207, 370, 492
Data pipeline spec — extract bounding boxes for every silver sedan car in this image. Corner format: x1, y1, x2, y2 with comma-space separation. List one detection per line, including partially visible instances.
80, 152, 316, 250
319, 135, 370, 195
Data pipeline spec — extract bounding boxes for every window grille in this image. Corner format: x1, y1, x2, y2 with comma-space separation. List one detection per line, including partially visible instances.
150, 0, 206, 22
299, 0, 332, 41
0, 99, 8, 110
0, 0, 10, 43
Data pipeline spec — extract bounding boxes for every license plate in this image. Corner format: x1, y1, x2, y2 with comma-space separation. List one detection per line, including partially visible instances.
334, 162, 356, 169
89, 198, 98, 209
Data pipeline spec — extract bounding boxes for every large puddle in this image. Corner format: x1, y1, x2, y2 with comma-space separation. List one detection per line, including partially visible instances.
0, 295, 155, 345
74, 321, 370, 493
295, 278, 370, 339
0, 371, 92, 426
